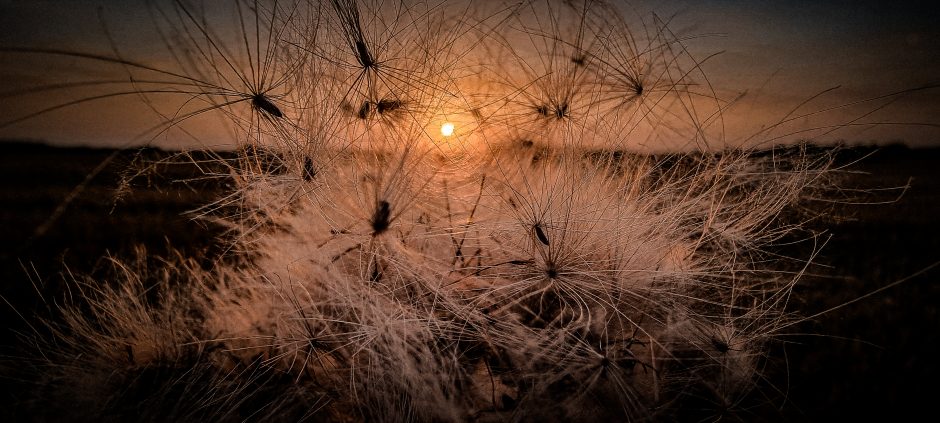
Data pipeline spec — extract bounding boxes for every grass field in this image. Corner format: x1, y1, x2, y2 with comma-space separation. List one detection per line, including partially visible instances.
1, 141, 937, 421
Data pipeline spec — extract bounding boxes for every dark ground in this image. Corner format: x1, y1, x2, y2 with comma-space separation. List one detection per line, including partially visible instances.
778, 145, 940, 422
0, 141, 937, 422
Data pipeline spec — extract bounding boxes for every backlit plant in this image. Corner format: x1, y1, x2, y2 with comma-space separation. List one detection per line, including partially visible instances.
2, 1, 859, 421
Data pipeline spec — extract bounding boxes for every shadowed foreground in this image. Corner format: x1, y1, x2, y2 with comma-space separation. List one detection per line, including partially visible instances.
0, 142, 937, 421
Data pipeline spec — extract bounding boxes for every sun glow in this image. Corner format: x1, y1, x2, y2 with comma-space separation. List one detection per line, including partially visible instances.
440, 122, 455, 137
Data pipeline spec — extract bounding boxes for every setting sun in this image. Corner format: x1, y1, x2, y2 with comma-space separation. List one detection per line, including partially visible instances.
440, 122, 454, 137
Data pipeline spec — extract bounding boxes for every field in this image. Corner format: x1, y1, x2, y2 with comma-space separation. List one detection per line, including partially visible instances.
0, 141, 937, 421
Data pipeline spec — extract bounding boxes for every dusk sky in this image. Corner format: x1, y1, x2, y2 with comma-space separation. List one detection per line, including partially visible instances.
1, 0, 938, 149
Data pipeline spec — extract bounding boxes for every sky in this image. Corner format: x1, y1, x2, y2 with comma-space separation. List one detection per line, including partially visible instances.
0, 0, 938, 149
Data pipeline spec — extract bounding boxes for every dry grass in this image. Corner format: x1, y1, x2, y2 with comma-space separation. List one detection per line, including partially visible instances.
2, 1, 931, 421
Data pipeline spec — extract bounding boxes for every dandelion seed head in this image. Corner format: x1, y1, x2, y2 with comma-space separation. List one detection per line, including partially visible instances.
6, 1, 861, 420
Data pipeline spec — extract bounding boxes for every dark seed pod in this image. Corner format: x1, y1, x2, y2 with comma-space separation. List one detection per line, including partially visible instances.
545, 264, 558, 279
252, 94, 283, 118
357, 101, 371, 119
375, 99, 402, 114
555, 102, 568, 119
534, 223, 550, 246
355, 40, 374, 68
371, 200, 391, 235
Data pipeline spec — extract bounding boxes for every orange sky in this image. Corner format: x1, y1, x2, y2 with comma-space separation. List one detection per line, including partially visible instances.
0, 0, 937, 150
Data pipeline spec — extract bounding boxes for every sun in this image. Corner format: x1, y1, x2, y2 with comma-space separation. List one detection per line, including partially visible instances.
440, 122, 455, 137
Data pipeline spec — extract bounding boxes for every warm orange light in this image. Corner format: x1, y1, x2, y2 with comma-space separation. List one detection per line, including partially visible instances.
440, 122, 455, 137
